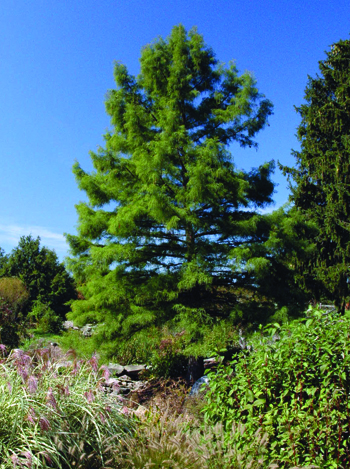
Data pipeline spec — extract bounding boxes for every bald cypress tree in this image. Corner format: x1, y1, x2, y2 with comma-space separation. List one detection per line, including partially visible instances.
286, 39, 350, 310
67, 25, 274, 353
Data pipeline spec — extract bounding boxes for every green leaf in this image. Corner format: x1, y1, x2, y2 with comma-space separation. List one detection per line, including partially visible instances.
253, 398, 266, 407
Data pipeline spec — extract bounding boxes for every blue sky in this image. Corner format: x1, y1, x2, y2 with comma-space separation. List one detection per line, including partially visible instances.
1, 0, 349, 260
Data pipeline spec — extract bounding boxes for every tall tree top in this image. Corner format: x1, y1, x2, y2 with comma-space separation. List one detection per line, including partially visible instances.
105, 24, 272, 149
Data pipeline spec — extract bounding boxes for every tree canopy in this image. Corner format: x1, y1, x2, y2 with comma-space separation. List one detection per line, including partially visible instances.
284, 38, 350, 309
2, 236, 76, 318
67, 25, 277, 354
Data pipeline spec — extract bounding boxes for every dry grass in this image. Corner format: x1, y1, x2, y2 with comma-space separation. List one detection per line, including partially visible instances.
112, 409, 274, 469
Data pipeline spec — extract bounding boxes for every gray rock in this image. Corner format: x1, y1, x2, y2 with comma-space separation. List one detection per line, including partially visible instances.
107, 364, 125, 376
104, 378, 120, 387
63, 320, 75, 330
189, 376, 209, 396
124, 364, 146, 378
81, 324, 94, 337
203, 357, 220, 369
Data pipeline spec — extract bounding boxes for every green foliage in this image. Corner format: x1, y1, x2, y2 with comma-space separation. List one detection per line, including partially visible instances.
0, 277, 30, 318
150, 332, 188, 378
283, 38, 350, 308
0, 247, 8, 274
28, 300, 63, 334
230, 205, 316, 319
203, 308, 350, 468
0, 297, 19, 348
3, 235, 76, 319
67, 24, 276, 355
0, 346, 131, 468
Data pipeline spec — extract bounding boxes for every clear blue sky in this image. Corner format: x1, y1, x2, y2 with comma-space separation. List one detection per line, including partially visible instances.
1, 0, 349, 260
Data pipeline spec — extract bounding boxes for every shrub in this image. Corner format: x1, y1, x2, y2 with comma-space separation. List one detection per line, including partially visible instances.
0, 277, 29, 318
0, 298, 19, 348
28, 300, 63, 334
0, 346, 131, 468
150, 332, 188, 378
203, 308, 350, 468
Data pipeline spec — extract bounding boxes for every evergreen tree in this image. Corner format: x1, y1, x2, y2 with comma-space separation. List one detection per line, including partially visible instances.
285, 38, 350, 310
3, 235, 76, 318
0, 248, 8, 274
67, 25, 275, 352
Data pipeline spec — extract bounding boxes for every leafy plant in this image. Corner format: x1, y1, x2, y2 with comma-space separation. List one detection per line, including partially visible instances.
203, 308, 350, 468
28, 300, 63, 334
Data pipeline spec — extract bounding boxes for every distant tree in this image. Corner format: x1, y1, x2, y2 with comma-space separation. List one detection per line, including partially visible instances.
3, 235, 76, 318
0, 248, 8, 274
67, 25, 275, 351
284, 38, 350, 310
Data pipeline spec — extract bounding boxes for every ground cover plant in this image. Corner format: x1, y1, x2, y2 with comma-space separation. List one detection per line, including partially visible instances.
0, 345, 131, 469
203, 307, 350, 468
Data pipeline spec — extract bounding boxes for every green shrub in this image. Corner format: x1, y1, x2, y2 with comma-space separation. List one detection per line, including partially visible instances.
0, 277, 29, 318
58, 329, 99, 359
0, 346, 131, 468
150, 332, 188, 378
28, 300, 63, 334
203, 307, 350, 468
0, 298, 19, 348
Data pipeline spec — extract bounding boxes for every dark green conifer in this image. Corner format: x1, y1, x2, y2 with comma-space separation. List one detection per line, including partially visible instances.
285, 38, 350, 309
67, 25, 274, 351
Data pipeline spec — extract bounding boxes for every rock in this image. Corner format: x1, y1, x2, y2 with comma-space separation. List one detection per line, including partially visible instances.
105, 378, 120, 387
124, 364, 146, 379
81, 324, 95, 337
63, 320, 75, 330
203, 357, 220, 369
189, 376, 209, 396
119, 387, 131, 395
133, 405, 148, 420
102, 372, 147, 396
107, 364, 125, 376
118, 374, 133, 382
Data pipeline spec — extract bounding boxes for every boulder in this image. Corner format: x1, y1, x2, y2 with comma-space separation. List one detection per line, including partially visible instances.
124, 364, 146, 379
189, 376, 209, 396
107, 364, 125, 376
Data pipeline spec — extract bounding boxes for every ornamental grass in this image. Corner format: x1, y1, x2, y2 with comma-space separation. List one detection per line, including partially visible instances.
0, 345, 131, 469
